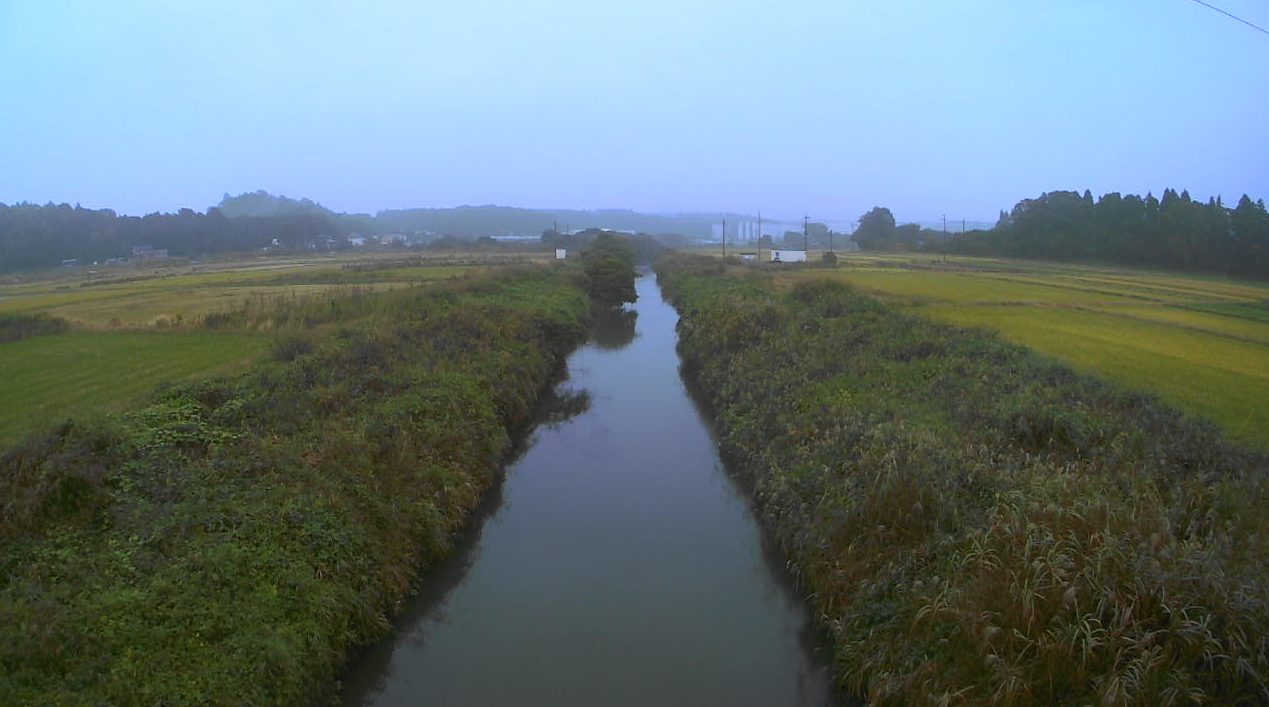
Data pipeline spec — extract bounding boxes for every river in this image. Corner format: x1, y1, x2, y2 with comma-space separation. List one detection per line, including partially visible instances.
340, 272, 842, 706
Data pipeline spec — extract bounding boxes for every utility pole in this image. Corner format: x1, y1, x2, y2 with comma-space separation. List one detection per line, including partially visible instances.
942, 214, 947, 234
757, 211, 762, 263
722, 218, 727, 258
962, 219, 966, 233
803, 214, 809, 253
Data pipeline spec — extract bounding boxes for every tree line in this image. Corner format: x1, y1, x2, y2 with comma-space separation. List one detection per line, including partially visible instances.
0, 202, 335, 273
855, 189, 1269, 280
0, 191, 713, 274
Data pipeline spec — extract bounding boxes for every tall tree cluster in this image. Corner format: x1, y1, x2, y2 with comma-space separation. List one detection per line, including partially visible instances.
934, 189, 1268, 279
851, 206, 945, 250
580, 231, 638, 307
0, 202, 335, 273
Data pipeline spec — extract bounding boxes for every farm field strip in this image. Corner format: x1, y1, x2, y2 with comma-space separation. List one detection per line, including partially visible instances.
0, 267, 477, 327
0, 330, 269, 446
820, 269, 1145, 305
1081, 303, 1269, 344
972, 272, 1205, 302
921, 304, 1268, 445
1046, 274, 1263, 303
761, 254, 1269, 446
832, 265, 1252, 307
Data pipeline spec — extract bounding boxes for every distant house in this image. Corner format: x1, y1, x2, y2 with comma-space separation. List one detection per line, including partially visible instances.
348, 236, 366, 247
769, 249, 806, 263
739, 251, 757, 261
131, 245, 169, 260
61, 258, 78, 267
555, 248, 567, 260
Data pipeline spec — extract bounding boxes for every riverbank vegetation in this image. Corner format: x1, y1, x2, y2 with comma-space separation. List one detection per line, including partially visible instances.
656, 252, 1269, 705
0, 264, 591, 704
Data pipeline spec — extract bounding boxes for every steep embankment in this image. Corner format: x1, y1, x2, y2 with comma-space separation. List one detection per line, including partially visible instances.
656, 253, 1269, 705
0, 266, 589, 705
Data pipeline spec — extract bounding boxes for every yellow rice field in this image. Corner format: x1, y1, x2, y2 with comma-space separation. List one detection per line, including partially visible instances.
769, 253, 1269, 447
0, 253, 496, 327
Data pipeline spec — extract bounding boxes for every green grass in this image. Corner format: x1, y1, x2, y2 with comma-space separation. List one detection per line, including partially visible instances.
0, 331, 269, 447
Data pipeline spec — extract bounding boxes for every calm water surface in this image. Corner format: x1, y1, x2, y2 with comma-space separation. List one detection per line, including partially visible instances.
341, 273, 842, 706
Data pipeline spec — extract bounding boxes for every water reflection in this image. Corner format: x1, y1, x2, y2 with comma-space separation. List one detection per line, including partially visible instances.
535, 387, 592, 428
589, 307, 638, 349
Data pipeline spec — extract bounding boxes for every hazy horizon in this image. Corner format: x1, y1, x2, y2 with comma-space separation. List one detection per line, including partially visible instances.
2, 0, 1266, 224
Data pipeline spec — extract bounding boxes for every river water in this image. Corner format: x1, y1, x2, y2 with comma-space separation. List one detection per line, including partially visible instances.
341, 273, 841, 706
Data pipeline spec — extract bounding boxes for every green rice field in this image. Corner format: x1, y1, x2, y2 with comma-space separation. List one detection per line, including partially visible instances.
0, 330, 268, 447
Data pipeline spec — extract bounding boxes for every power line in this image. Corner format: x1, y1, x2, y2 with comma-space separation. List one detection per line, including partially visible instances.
1186, 0, 1269, 36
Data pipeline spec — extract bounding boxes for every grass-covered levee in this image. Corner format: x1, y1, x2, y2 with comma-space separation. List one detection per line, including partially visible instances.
655, 252, 1269, 706
0, 265, 590, 705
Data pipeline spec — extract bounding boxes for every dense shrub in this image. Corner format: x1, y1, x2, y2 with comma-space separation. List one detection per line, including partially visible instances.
580, 232, 637, 308
0, 312, 68, 344
656, 252, 1269, 706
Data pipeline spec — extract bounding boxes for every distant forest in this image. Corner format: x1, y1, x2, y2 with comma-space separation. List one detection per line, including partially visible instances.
376, 205, 721, 239
0, 202, 334, 273
0, 191, 737, 273
928, 189, 1269, 280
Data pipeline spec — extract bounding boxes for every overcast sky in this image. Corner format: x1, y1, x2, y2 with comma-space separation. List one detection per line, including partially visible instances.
1, 0, 1266, 223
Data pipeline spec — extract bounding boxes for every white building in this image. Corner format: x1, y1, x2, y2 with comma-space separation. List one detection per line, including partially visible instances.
555, 248, 567, 260
769, 249, 807, 263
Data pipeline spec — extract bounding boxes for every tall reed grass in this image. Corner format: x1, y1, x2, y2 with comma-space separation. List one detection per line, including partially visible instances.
656, 253, 1269, 705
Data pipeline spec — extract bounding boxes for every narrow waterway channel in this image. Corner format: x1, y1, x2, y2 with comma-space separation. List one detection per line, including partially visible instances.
341, 273, 842, 706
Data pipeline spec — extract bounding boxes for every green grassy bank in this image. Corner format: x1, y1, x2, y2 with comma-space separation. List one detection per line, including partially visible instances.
0, 265, 589, 705
655, 253, 1269, 705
